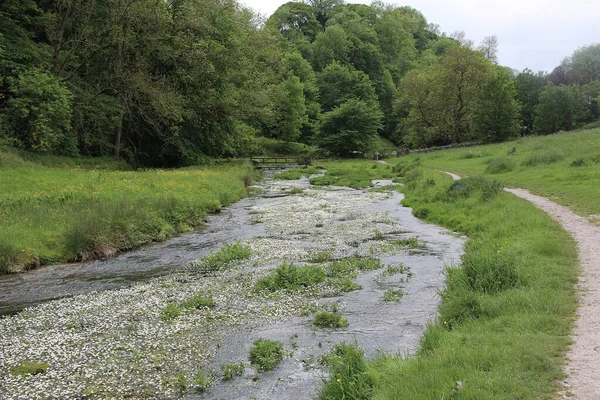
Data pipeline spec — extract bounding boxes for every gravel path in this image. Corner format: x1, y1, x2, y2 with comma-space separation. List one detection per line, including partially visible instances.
438, 170, 600, 399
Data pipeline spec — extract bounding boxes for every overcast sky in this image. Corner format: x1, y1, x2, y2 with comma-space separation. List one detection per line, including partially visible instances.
240, 0, 599, 73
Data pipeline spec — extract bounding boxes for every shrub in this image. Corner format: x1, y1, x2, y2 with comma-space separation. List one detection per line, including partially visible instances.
313, 311, 349, 328
248, 339, 284, 372
255, 263, 326, 292
486, 158, 516, 174
318, 343, 373, 400
221, 362, 245, 380
447, 176, 503, 201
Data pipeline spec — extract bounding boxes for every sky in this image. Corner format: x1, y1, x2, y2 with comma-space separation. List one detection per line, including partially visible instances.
240, 0, 600, 73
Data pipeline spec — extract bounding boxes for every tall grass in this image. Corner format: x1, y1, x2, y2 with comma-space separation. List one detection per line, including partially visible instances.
310, 160, 395, 188
362, 171, 578, 399
0, 150, 255, 272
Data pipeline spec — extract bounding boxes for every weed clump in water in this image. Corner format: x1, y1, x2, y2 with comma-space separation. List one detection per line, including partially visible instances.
220, 362, 245, 380
10, 361, 48, 376
255, 263, 325, 292
382, 289, 404, 302
195, 241, 251, 272
161, 302, 182, 321
248, 339, 284, 372
313, 311, 349, 328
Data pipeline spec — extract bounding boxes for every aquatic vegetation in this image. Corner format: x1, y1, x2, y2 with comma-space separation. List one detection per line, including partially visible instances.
221, 362, 245, 380
248, 339, 285, 372
313, 311, 349, 329
255, 263, 326, 292
382, 289, 404, 302
195, 241, 252, 272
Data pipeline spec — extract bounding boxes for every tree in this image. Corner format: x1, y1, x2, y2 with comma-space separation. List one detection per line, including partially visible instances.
311, 25, 350, 71
514, 69, 547, 135
317, 61, 378, 112
561, 43, 600, 85
273, 76, 307, 142
477, 35, 498, 64
533, 85, 589, 134
471, 67, 520, 142
319, 99, 382, 156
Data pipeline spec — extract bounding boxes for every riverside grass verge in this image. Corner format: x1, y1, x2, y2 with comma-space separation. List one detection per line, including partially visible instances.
316, 163, 578, 399
387, 128, 600, 217
0, 150, 256, 273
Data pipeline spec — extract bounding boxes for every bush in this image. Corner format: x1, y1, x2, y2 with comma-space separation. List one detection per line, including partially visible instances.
313, 311, 349, 328
486, 158, 516, 174
447, 177, 503, 201
255, 263, 326, 292
248, 339, 284, 372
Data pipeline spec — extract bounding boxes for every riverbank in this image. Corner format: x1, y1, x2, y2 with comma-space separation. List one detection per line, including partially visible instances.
330, 165, 578, 399
0, 150, 256, 273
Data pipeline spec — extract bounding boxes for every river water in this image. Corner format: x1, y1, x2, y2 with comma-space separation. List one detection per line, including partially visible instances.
0, 173, 465, 399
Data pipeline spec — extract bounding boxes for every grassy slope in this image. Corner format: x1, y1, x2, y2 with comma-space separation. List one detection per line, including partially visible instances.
389, 128, 600, 217
0, 150, 255, 272
312, 160, 578, 399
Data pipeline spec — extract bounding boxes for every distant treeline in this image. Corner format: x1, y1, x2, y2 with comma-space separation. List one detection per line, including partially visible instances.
0, 0, 598, 166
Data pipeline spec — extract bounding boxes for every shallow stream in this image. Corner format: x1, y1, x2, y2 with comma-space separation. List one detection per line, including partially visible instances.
0, 173, 465, 399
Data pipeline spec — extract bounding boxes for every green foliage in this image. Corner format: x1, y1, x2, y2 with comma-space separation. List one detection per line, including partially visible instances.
485, 158, 516, 174
248, 339, 285, 372
313, 311, 349, 328
471, 67, 521, 142
182, 294, 215, 310
309, 160, 394, 189
255, 263, 326, 292
6, 69, 76, 155
161, 303, 182, 322
382, 289, 404, 302
514, 69, 548, 135
273, 76, 307, 143
447, 177, 503, 201
220, 362, 245, 380
366, 164, 578, 398
193, 369, 213, 391
533, 85, 590, 134
318, 343, 374, 400
196, 242, 252, 272
308, 251, 334, 263
522, 150, 565, 166
390, 238, 419, 248
10, 361, 49, 377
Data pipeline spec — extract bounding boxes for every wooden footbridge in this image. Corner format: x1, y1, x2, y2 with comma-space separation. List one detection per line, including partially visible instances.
250, 157, 312, 169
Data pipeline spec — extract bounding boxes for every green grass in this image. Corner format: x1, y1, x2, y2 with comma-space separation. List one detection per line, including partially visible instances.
310, 160, 395, 188
318, 343, 374, 400
10, 361, 49, 377
272, 167, 322, 180
0, 151, 255, 272
388, 128, 600, 217
248, 339, 285, 372
255, 263, 326, 292
195, 242, 252, 272
313, 311, 349, 329
382, 289, 404, 302
220, 362, 245, 380
182, 294, 215, 309
346, 170, 577, 399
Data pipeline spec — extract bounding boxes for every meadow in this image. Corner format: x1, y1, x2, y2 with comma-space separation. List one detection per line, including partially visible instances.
0, 150, 255, 272
389, 128, 600, 218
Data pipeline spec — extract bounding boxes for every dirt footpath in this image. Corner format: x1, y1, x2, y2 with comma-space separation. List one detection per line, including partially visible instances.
505, 188, 600, 399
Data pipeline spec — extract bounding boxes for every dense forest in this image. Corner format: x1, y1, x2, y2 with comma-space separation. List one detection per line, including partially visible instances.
1, 0, 599, 166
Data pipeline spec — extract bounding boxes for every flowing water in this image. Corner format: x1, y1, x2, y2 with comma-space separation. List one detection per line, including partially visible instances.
0, 173, 465, 400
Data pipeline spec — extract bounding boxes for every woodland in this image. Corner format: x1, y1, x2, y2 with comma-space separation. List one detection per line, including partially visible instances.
1, 0, 599, 166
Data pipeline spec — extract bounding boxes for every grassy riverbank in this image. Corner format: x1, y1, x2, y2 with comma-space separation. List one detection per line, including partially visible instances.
388, 128, 600, 218
314, 161, 578, 399
0, 150, 255, 273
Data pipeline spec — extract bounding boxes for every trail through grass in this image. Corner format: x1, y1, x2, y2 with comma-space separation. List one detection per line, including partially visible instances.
388, 128, 600, 217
